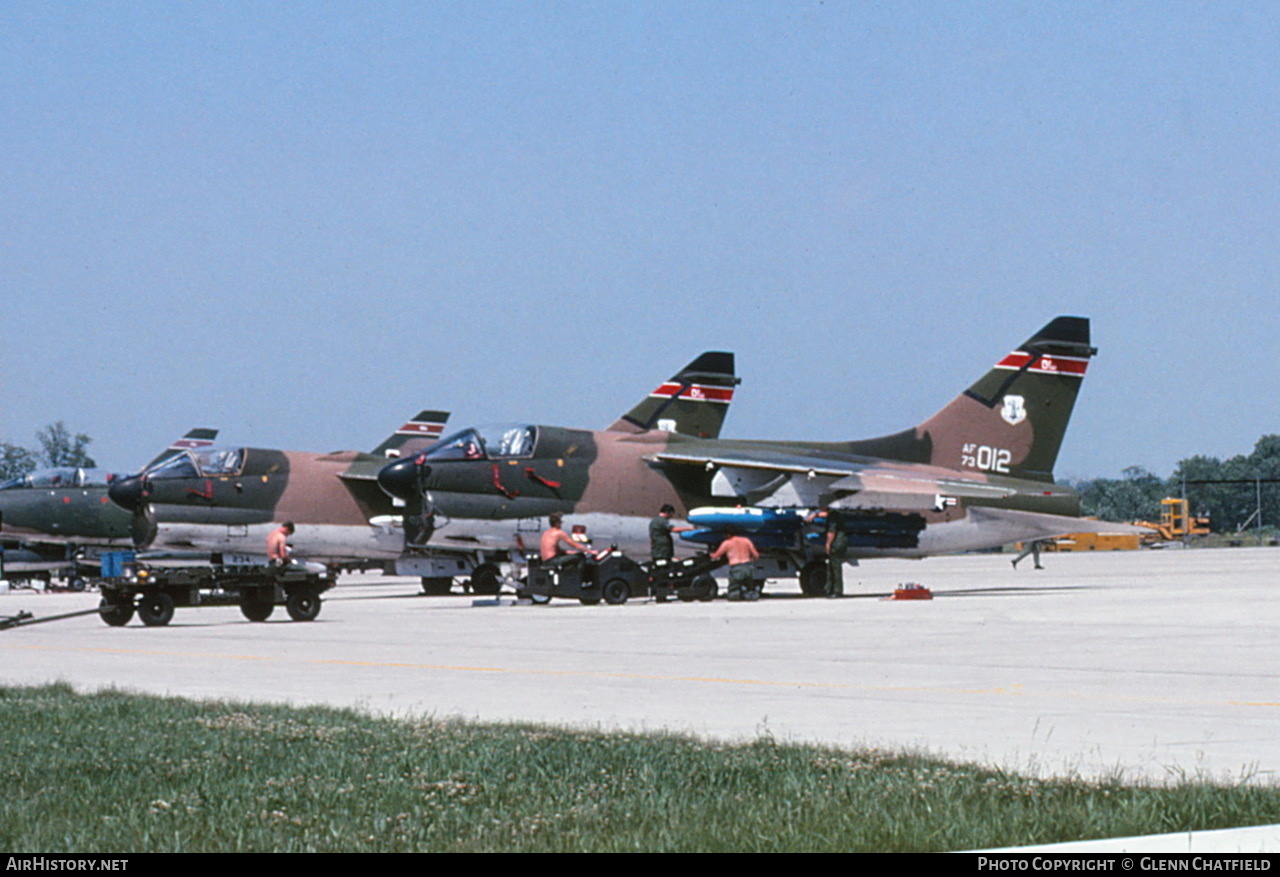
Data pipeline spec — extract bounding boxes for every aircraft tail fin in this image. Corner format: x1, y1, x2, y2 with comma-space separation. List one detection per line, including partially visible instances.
143, 428, 218, 470
849, 317, 1095, 483
370, 410, 451, 458
606, 351, 740, 438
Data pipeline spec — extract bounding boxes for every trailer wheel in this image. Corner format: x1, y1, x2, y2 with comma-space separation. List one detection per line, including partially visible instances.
602, 578, 630, 605
68, 577, 87, 592
137, 592, 175, 627
687, 574, 715, 601
799, 560, 826, 597
286, 588, 322, 622
99, 596, 134, 627
470, 563, 502, 595
240, 599, 274, 622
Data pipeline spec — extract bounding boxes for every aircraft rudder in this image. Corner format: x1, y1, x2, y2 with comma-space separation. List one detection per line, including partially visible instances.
371, 410, 451, 457
142, 427, 220, 470
605, 350, 739, 438
937, 315, 1095, 482
849, 317, 1095, 483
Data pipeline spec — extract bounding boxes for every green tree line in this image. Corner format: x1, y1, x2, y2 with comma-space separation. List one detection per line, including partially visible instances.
0, 422, 97, 481
1071, 434, 1280, 532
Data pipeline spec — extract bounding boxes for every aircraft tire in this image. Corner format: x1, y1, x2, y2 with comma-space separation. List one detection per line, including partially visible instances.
240, 599, 274, 622
602, 578, 630, 606
99, 597, 134, 627
286, 588, 322, 622
470, 564, 501, 595
420, 577, 453, 596
137, 592, 175, 627
799, 560, 826, 597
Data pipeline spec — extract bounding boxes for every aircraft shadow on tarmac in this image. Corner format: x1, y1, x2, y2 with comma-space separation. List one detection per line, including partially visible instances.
326, 584, 1094, 605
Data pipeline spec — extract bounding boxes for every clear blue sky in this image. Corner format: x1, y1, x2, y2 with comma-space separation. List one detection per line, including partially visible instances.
3, 2, 1277, 481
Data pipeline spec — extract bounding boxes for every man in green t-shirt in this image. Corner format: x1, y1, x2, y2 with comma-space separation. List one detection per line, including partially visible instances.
649, 503, 691, 562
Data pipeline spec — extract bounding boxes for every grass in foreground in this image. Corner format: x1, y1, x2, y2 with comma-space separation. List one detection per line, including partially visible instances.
2, 684, 1277, 852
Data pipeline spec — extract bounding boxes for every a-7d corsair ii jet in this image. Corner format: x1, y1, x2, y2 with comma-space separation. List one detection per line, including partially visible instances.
378, 317, 1120, 593
107, 352, 741, 593
107, 412, 452, 568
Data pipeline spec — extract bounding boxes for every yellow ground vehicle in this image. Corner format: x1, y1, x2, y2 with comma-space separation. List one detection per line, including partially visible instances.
1026, 499, 1210, 553
1134, 498, 1211, 541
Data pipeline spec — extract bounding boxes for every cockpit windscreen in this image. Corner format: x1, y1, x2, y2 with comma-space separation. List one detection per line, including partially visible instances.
424, 425, 537, 461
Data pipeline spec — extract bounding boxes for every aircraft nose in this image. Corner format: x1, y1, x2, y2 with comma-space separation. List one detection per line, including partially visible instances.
377, 456, 427, 501
108, 475, 145, 511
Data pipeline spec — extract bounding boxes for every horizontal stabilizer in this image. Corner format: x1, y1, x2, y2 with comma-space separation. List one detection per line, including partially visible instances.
970, 507, 1150, 540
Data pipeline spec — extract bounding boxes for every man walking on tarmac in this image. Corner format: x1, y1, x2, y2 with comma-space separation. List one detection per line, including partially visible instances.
711, 526, 760, 601
267, 521, 295, 567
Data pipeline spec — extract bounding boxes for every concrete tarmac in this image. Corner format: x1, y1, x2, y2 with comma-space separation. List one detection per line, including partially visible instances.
1, 546, 1277, 785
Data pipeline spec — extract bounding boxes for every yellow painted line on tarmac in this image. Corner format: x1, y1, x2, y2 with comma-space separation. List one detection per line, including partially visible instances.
3, 641, 1013, 694
3, 643, 1277, 708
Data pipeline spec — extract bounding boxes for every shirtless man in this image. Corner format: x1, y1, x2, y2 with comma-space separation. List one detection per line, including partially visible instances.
710, 527, 760, 601
540, 514, 586, 564
267, 521, 295, 566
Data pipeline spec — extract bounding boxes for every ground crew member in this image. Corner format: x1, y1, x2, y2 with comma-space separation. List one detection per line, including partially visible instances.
822, 510, 848, 598
710, 527, 760, 601
1011, 538, 1048, 570
649, 503, 692, 562
540, 514, 587, 566
267, 521, 295, 567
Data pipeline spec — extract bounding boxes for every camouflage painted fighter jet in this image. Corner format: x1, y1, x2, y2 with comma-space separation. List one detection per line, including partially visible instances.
106, 411, 452, 565
0, 428, 219, 547
377, 317, 1123, 594
0, 428, 218, 586
105, 353, 739, 593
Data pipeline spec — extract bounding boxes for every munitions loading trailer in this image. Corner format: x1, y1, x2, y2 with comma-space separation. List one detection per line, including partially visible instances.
96, 556, 334, 627
517, 551, 722, 605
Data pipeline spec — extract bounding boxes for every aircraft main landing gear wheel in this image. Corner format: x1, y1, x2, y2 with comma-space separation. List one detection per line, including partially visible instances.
240, 598, 274, 622
799, 560, 826, 597
602, 578, 630, 606
286, 588, 322, 622
99, 596, 134, 627
137, 591, 175, 627
470, 563, 501, 595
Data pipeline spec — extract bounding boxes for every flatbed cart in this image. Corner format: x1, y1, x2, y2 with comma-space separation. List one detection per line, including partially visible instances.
96, 559, 334, 627
518, 551, 722, 605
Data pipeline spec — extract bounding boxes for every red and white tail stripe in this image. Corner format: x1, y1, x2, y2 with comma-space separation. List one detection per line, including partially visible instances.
170, 438, 215, 450
396, 420, 446, 438
649, 382, 735, 403
994, 351, 1089, 377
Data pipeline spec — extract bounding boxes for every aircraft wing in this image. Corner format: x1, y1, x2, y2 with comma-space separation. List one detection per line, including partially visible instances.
647, 448, 1028, 510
